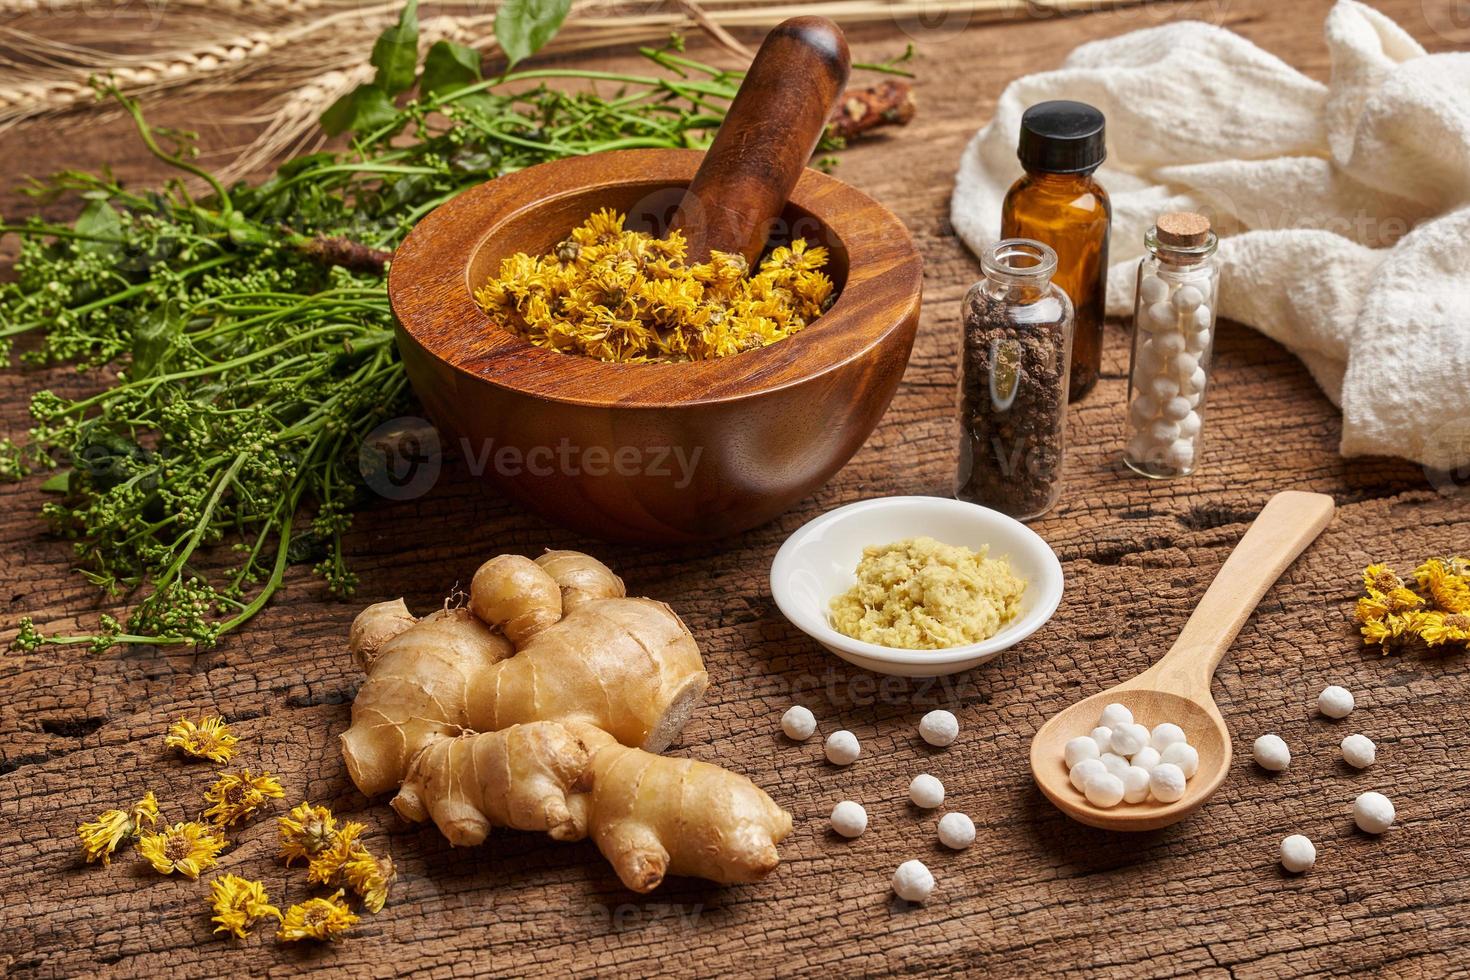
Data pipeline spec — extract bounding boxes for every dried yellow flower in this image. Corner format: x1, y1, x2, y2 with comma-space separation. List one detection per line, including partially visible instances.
341, 849, 396, 914
475, 208, 834, 363
1415, 558, 1470, 614
208, 874, 281, 940
164, 715, 239, 763
276, 889, 359, 943
278, 802, 340, 866
1418, 611, 1470, 646
1356, 559, 1470, 651
203, 769, 285, 828
137, 821, 227, 879
77, 791, 159, 865
305, 822, 367, 886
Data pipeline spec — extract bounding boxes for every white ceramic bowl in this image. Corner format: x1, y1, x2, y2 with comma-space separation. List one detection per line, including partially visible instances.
770, 496, 1064, 676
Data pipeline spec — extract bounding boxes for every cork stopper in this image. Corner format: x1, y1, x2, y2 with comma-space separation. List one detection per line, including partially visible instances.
1155, 212, 1211, 248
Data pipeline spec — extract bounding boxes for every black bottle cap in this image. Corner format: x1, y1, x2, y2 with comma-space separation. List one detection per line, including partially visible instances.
1017, 100, 1106, 174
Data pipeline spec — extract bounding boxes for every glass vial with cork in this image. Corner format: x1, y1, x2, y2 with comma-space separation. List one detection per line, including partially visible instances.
955, 239, 1074, 521
1123, 212, 1220, 478
1000, 101, 1110, 402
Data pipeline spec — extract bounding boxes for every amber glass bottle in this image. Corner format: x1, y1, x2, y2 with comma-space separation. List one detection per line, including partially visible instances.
1000, 101, 1110, 401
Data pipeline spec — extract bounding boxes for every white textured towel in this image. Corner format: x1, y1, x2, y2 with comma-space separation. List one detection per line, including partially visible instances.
951, 1, 1470, 471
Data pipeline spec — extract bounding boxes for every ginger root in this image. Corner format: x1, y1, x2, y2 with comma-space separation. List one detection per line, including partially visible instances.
341, 549, 791, 891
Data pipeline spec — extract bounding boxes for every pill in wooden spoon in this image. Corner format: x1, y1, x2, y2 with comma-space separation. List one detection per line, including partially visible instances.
669, 16, 850, 266
1030, 491, 1336, 831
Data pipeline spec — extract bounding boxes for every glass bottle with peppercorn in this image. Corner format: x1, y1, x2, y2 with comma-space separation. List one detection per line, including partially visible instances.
955, 239, 1074, 521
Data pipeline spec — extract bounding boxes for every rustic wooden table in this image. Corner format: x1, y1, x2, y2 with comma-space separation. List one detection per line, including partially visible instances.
3, 1, 1468, 976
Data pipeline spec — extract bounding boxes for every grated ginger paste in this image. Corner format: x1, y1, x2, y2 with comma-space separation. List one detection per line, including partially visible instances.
829, 536, 1026, 650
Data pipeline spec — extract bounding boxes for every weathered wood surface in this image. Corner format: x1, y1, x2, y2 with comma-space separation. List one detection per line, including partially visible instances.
2, 2, 1467, 977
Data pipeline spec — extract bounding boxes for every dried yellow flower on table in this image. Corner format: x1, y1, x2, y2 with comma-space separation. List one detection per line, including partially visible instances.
164, 715, 239, 763
276, 889, 359, 943
278, 802, 341, 865
137, 821, 227, 879
1356, 558, 1470, 651
305, 822, 367, 886
340, 849, 395, 914
203, 769, 285, 828
77, 791, 159, 865
475, 208, 835, 363
1415, 558, 1470, 614
208, 874, 281, 940
1418, 611, 1470, 646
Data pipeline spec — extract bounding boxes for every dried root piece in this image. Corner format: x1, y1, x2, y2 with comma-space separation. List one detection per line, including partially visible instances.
567, 724, 792, 893
393, 724, 593, 846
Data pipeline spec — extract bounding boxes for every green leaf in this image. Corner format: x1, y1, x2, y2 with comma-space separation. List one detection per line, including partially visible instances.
131, 304, 183, 378
74, 199, 121, 255
495, 0, 571, 68
39, 470, 70, 494
320, 84, 399, 137
421, 40, 482, 97
371, 0, 420, 96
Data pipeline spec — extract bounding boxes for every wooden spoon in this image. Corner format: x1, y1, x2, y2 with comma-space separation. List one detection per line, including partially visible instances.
1030, 491, 1336, 831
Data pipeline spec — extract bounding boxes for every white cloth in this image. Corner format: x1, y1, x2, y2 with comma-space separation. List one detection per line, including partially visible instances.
950, 1, 1470, 470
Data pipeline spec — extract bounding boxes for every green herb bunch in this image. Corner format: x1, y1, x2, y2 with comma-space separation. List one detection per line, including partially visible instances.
2, 0, 754, 653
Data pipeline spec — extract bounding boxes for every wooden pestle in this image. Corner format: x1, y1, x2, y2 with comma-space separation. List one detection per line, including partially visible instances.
669, 16, 851, 266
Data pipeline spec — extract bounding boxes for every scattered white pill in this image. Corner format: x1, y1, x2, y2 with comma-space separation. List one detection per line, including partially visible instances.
1148, 301, 1176, 328
1353, 791, 1395, 834
1070, 758, 1106, 792
1154, 332, 1186, 358
1140, 276, 1168, 306
1150, 723, 1187, 752
1318, 685, 1355, 719
1173, 284, 1203, 312
892, 859, 935, 902
1160, 741, 1200, 778
909, 773, 945, 809
1149, 762, 1187, 803
1163, 439, 1196, 471
1111, 723, 1151, 757
1150, 376, 1182, 402
781, 705, 816, 741
824, 730, 860, 765
1064, 736, 1101, 770
1280, 834, 1316, 873
1099, 752, 1131, 779
830, 800, 868, 838
1130, 746, 1161, 771
918, 709, 960, 747
1252, 733, 1291, 772
1083, 771, 1126, 808
1090, 726, 1114, 755
1340, 733, 1377, 769
1122, 766, 1152, 803
1098, 702, 1133, 729
937, 812, 976, 850
1162, 395, 1193, 421
1177, 411, 1202, 438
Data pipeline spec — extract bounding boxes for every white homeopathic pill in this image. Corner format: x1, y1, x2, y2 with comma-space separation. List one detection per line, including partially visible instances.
1111, 723, 1151, 757
1252, 733, 1291, 771
1173, 284, 1204, 312
1353, 791, 1395, 834
1341, 733, 1377, 769
1178, 411, 1203, 438
1149, 762, 1187, 803
1150, 375, 1182, 402
1160, 741, 1199, 778
1140, 275, 1169, 306
1148, 301, 1176, 328
1191, 306, 1212, 330
909, 773, 945, 809
1070, 757, 1107, 792
830, 800, 868, 838
1163, 439, 1196, 471
780, 705, 816, 741
1130, 746, 1161, 771
937, 812, 977, 850
1154, 332, 1186, 358
1150, 723, 1187, 751
1162, 395, 1193, 421
1318, 685, 1355, 719
1098, 702, 1134, 729
824, 730, 860, 765
1130, 394, 1160, 424
1090, 726, 1114, 755
1122, 766, 1152, 803
1280, 834, 1316, 873
1187, 326, 1211, 353
1099, 752, 1131, 779
1149, 418, 1181, 444
1083, 771, 1126, 808
918, 709, 960, 747
1065, 735, 1101, 770
892, 860, 935, 902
